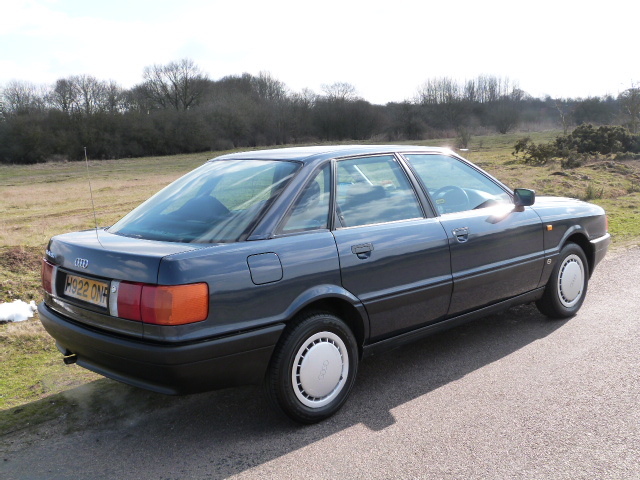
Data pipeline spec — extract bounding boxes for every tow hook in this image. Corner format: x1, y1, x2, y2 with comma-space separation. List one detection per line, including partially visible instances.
63, 353, 78, 365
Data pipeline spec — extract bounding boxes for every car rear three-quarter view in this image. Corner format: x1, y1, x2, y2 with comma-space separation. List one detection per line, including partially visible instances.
39, 145, 611, 423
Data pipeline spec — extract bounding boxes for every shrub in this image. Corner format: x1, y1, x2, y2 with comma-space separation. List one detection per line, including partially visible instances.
561, 152, 587, 169
513, 137, 558, 165
513, 125, 640, 169
583, 183, 604, 200
559, 124, 640, 155
456, 127, 472, 148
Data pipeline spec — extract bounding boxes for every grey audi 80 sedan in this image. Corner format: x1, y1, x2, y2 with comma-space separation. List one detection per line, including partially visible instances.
39, 145, 610, 423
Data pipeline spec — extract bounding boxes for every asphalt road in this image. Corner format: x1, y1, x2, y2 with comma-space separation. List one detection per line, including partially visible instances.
1, 246, 639, 479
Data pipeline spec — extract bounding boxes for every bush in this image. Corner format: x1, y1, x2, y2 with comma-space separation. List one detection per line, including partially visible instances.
513, 125, 640, 169
614, 152, 640, 161
583, 183, 604, 201
558, 124, 640, 155
560, 152, 587, 169
456, 127, 472, 148
513, 137, 559, 165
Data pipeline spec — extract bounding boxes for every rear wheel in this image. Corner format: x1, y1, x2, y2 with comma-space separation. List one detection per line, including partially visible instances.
536, 242, 589, 318
265, 311, 358, 424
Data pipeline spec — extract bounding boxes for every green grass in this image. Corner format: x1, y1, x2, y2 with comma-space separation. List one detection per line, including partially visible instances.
0, 131, 638, 425
593, 193, 640, 244
0, 315, 102, 411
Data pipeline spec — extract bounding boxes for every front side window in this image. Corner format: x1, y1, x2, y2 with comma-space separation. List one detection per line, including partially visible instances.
404, 154, 511, 215
109, 160, 300, 243
336, 155, 423, 227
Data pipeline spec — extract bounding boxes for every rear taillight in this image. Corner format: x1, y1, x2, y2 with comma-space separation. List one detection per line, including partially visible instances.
41, 259, 56, 295
113, 282, 208, 325
116, 282, 143, 322
141, 284, 209, 325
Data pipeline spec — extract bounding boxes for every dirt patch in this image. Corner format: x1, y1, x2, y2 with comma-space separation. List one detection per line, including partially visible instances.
0, 246, 44, 304
0, 246, 42, 273
589, 159, 640, 177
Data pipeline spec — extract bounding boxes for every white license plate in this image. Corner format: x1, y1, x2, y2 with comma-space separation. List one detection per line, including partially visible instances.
64, 274, 109, 308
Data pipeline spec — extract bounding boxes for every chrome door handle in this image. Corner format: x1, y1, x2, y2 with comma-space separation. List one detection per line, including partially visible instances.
452, 227, 470, 243
351, 243, 374, 259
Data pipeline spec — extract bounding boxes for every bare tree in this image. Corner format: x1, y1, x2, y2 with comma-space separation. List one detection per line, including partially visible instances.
75, 75, 108, 115
293, 88, 317, 108
48, 78, 79, 114
252, 71, 288, 102
47, 75, 119, 115
471, 75, 514, 103
103, 80, 126, 114
321, 82, 359, 102
1, 80, 46, 114
464, 79, 477, 103
416, 77, 461, 105
555, 99, 573, 135
415, 77, 466, 129
619, 83, 640, 134
141, 59, 209, 111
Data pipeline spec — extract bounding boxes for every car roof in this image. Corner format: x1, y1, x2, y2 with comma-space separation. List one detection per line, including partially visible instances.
210, 145, 455, 164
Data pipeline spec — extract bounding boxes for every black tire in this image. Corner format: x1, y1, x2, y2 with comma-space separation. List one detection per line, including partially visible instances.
536, 242, 589, 319
264, 311, 359, 424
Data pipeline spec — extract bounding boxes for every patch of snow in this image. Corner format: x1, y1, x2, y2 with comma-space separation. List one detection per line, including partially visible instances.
0, 300, 37, 322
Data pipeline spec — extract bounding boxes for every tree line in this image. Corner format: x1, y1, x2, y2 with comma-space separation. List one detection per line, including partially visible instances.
1, 59, 638, 164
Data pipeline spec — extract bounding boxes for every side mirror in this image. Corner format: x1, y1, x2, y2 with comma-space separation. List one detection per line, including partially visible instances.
513, 188, 535, 208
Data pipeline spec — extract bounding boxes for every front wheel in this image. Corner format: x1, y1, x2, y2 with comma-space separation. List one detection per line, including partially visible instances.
536, 242, 589, 318
264, 311, 359, 424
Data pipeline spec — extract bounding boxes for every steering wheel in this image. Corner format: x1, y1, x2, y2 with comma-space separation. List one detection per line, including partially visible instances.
433, 185, 469, 214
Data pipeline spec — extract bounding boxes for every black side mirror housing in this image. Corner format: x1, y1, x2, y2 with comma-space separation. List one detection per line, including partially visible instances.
513, 188, 535, 208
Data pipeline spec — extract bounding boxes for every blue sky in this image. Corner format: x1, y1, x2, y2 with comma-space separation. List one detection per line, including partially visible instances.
1, 0, 637, 105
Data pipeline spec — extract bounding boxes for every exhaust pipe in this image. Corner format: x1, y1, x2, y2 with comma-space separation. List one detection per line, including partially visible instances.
63, 353, 78, 365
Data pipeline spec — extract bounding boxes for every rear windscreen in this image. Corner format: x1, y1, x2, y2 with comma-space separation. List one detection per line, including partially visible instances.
109, 159, 300, 243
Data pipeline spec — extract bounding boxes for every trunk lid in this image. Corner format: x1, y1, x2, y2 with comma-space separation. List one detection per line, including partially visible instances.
44, 229, 205, 337
48, 229, 203, 283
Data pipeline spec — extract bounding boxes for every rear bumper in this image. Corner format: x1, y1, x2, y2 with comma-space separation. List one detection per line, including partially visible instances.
38, 302, 285, 395
590, 232, 611, 272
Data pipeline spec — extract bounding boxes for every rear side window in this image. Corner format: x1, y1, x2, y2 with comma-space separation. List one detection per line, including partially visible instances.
281, 164, 331, 233
109, 160, 300, 243
336, 155, 423, 227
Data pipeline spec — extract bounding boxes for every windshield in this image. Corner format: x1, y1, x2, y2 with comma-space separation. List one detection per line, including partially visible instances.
109, 159, 300, 243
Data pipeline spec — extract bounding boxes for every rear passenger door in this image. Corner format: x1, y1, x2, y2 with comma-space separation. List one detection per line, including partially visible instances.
331, 155, 452, 342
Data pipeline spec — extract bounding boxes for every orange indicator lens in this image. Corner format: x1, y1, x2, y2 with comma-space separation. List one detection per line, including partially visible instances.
141, 283, 209, 325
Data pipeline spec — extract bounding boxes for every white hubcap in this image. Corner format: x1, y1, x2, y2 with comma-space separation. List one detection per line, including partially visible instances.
292, 331, 349, 408
557, 254, 584, 307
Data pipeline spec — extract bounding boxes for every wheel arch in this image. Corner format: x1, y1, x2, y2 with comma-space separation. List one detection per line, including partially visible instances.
282, 286, 369, 358
563, 230, 595, 277
536, 240, 590, 318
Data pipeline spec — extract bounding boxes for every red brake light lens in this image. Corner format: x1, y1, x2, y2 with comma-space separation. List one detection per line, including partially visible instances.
117, 282, 143, 321
42, 259, 55, 294
116, 282, 208, 325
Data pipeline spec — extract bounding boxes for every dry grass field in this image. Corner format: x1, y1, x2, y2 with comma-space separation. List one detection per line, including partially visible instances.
1, 134, 639, 420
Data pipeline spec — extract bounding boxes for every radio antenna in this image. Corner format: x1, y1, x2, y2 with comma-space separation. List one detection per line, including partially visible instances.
84, 147, 102, 246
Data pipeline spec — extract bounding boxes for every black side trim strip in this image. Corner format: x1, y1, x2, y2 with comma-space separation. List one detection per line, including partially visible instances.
362, 288, 545, 358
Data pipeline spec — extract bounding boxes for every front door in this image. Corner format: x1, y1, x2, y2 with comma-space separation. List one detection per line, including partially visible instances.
438, 207, 544, 315
402, 153, 544, 316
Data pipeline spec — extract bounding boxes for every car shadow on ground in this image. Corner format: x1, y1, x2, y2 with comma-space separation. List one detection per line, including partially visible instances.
1, 304, 567, 478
